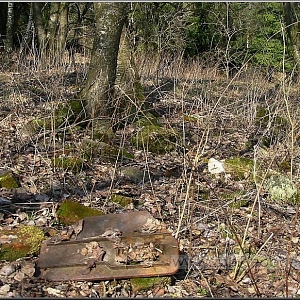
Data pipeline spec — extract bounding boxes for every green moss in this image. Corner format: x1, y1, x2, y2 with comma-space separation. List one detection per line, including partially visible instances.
130, 277, 171, 292
135, 113, 160, 127
52, 156, 84, 172
17, 225, 45, 254
81, 139, 134, 161
279, 160, 291, 172
255, 106, 288, 147
198, 190, 210, 201
263, 173, 299, 204
224, 157, 254, 181
196, 287, 208, 296
183, 114, 199, 123
131, 125, 179, 154
0, 225, 45, 261
56, 200, 104, 225
110, 194, 136, 207
255, 106, 269, 126
120, 166, 151, 184
0, 171, 20, 189
230, 198, 249, 208
219, 190, 249, 208
30, 100, 86, 132
256, 106, 287, 128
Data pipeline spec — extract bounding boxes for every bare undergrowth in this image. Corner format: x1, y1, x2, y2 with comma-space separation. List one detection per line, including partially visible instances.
0, 51, 300, 297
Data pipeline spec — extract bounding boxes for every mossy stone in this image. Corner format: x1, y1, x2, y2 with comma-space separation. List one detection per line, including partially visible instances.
255, 106, 287, 128
130, 277, 171, 293
30, 100, 86, 132
92, 121, 115, 142
135, 113, 161, 127
263, 173, 299, 204
131, 125, 179, 154
110, 194, 136, 207
81, 139, 134, 161
0, 171, 20, 189
56, 200, 104, 225
52, 156, 84, 173
220, 190, 249, 208
224, 157, 254, 181
198, 190, 210, 201
0, 225, 45, 261
279, 160, 291, 172
183, 114, 199, 123
120, 166, 151, 184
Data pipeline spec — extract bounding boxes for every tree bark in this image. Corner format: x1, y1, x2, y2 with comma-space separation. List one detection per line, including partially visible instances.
48, 2, 69, 62
5, 2, 14, 54
19, 3, 33, 57
32, 2, 69, 64
32, 2, 47, 51
284, 2, 300, 81
80, 2, 129, 120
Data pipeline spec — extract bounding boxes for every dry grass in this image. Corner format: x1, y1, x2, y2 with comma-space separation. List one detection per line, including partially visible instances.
1, 49, 300, 297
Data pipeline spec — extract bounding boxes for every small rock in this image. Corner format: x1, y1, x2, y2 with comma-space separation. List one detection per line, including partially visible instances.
0, 284, 10, 294
14, 187, 33, 201
34, 217, 47, 226
0, 264, 15, 276
0, 198, 11, 205
14, 271, 25, 282
208, 158, 225, 174
120, 166, 151, 184
291, 259, 300, 270
45, 287, 63, 297
153, 287, 165, 297
35, 194, 50, 202
21, 263, 35, 276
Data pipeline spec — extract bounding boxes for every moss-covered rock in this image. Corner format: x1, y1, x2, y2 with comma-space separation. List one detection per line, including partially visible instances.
110, 193, 137, 207
130, 277, 171, 293
120, 166, 151, 184
56, 200, 104, 225
131, 124, 179, 154
224, 157, 254, 181
81, 139, 134, 161
263, 173, 299, 204
0, 225, 45, 261
0, 171, 20, 189
135, 113, 161, 127
219, 190, 249, 208
52, 156, 84, 173
254, 106, 288, 146
256, 106, 287, 128
92, 120, 115, 142
30, 100, 86, 132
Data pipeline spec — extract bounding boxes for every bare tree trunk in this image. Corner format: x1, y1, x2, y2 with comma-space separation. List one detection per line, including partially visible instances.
19, 3, 33, 57
57, 3, 69, 58
5, 2, 14, 54
284, 2, 300, 82
48, 2, 69, 63
114, 26, 145, 121
32, 2, 47, 51
80, 2, 129, 120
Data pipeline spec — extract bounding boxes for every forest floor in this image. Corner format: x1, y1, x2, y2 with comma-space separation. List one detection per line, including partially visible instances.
1, 53, 300, 297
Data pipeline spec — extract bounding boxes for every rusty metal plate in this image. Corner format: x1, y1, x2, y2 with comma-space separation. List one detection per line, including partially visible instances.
36, 211, 179, 281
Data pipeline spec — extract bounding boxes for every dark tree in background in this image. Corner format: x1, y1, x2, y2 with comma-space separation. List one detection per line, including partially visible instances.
32, 2, 69, 64
5, 2, 14, 54
284, 2, 300, 80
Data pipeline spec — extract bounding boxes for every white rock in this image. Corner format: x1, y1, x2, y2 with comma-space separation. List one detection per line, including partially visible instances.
0, 264, 15, 276
0, 284, 10, 294
208, 158, 225, 174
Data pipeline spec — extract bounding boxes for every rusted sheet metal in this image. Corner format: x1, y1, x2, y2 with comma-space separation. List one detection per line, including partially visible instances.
36, 211, 179, 281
